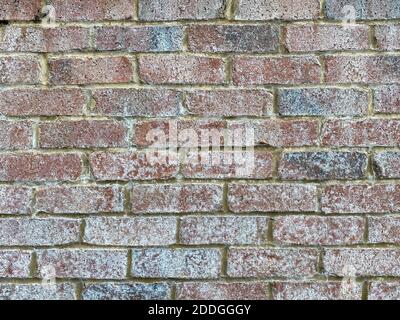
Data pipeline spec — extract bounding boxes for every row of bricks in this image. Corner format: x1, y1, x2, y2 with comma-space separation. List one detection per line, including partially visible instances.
4, 54, 400, 85
4, 247, 400, 279
0, 281, 398, 300
0, 215, 397, 246
3, 0, 400, 22
1, 183, 400, 214
0, 24, 400, 53
2, 87, 400, 116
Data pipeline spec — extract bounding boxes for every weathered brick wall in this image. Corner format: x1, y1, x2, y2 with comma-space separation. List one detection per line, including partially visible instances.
0, 0, 399, 300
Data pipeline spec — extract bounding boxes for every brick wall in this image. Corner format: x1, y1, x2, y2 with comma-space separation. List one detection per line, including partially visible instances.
0, 0, 399, 300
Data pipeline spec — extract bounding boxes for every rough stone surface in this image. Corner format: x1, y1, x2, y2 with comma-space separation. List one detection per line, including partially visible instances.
0, 284, 75, 300
373, 152, 400, 178
374, 85, 400, 114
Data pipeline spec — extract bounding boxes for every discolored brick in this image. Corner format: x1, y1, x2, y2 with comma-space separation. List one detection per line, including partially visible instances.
369, 216, 400, 244
375, 25, 400, 50
0, 0, 41, 21
369, 282, 400, 300
0, 284, 75, 300
373, 152, 400, 178
0, 187, 32, 215
0, 251, 31, 278
0, 56, 40, 84
0, 121, 33, 150
374, 85, 400, 114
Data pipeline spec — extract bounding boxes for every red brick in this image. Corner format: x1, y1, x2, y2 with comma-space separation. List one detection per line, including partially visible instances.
0, 187, 32, 215
235, 0, 320, 20
227, 248, 319, 277
0, 89, 86, 116
90, 151, 178, 181
49, 56, 133, 85
0, 0, 41, 21
228, 184, 318, 213
36, 186, 124, 214
322, 119, 400, 147
369, 282, 400, 300
0, 218, 80, 246
0, 284, 75, 300
139, 0, 226, 21
94, 26, 184, 52
369, 217, 400, 244
92, 88, 181, 117
326, 56, 400, 84
233, 56, 321, 85
279, 151, 368, 180
186, 89, 273, 117
285, 25, 369, 52
274, 216, 364, 245
39, 120, 128, 149
176, 282, 269, 300
0, 56, 40, 84
376, 25, 400, 50
374, 152, 400, 178
0, 120, 32, 150
131, 249, 221, 279
0, 251, 31, 278
130, 184, 223, 213
37, 249, 128, 279
0, 153, 82, 182
180, 216, 268, 245
139, 55, 226, 84
229, 120, 319, 147
84, 217, 176, 246
182, 151, 273, 179
374, 85, 400, 114
273, 282, 362, 300
0, 26, 89, 52
49, 0, 134, 21
188, 25, 279, 53
324, 249, 400, 277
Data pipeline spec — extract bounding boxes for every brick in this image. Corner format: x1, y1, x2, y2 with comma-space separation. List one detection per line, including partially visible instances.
182, 151, 273, 179
49, 56, 133, 85
37, 249, 128, 279
49, 0, 134, 21
0, 120, 32, 150
89, 151, 178, 181
180, 216, 268, 245
233, 56, 321, 85
188, 25, 279, 53
228, 184, 318, 213
94, 26, 184, 52
369, 282, 400, 300
326, 56, 400, 84
36, 186, 124, 214
131, 249, 221, 279
82, 283, 171, 300
39, 120, 128, 149
0, 88, 86, 116
229, 120, 319, 147
0, 218, 80, 246
0, 284, 75, 300
84, 217, 176, 246
0, 251, 31, 278
285, 25, 369, 52
235, 0, 320, 20
324, 249, 400, 277
0, 26, 89, 52
0, 56, 40, 84
0, 187, 32, 215
376, 25, 400, 50
0, 153, 82, 182
0, 0, 41, 21
326, 0, 400, 20
227, 248, 319, 277
322, 184, 400, 213
374, 152, 400, 178
274, 216, 364, 245
131, 184, 223, 213
139, 0, 226, 21
92, 88, 181, 117
139, 55, 226, 84
186, 89, 273, 117
273, 282, 362, 300
369, 217, 400, 244
176, 282, 268, 300
279, 151, 368, 180
278, 88, 368, 116
374, 85, 400, 114
322, 119, 400, 147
